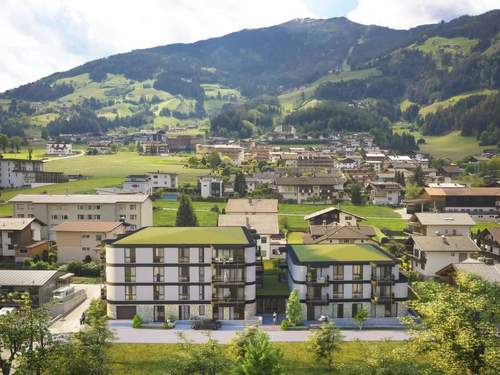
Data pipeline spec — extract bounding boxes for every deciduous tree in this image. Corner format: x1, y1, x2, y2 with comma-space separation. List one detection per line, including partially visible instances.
285, 289, 304, 327
307, 323, 342, 370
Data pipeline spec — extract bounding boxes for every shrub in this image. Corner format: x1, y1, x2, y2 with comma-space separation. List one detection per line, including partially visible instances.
280, 320, 289, 330
163, 321, 176, 329
132, 314, 143, 328
65, 260, 102, 277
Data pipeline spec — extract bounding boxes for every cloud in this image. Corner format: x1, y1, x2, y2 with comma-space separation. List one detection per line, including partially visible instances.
0, 0, 314, 92
347, 0, 500, 29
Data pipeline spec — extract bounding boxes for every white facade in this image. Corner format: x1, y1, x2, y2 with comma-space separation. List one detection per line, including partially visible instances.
47, 143, 72, 156
199, 176, 223, 198
123, 176, 153, 195
148, 172, 178, 189
0, 159, 43, 188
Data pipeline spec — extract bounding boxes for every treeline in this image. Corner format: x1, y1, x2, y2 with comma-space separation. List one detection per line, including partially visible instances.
153, 73, 206, 101
4, 81, 74, 101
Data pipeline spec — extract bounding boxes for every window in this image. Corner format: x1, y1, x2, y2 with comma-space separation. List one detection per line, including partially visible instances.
129, 205, 136, 210
125, 286, 136, 301
153, 248, 164, 263
51, 215, 58, 220
153, 285, 164, 300
94, 215, 101, 220
78, 205, 85, 210
179, 285, 189, 300
130, 214, 137, 220
199, 305, 205, 316
352, 265, 362, 280
352, 283, 363, 298
77, 215, 85, 220
179, 266, 190, 282
82, 247, 90, 252
459, 252, 468, 262
352, 303, 362, 317
199, 248, 204, 263
96, 234, 102, 241
81, 234, 90, 239
125, 248, 136, 263
87, 215, 93, 220
199, 266, 205, 283
199, 285, 205, 300
332, 283, 344, 298
179, 248, 189, 263
333, 265, 344, 280
125, 267, 136, 282
261, 236, 267, 244
154, 266, 164, 282
62, 215, 68, 220
119, 214, 126, 220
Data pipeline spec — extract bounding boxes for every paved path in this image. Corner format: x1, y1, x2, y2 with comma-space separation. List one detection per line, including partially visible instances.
50, 284, 101, 334
109, 320, 409, 344
43, 150, 85, 163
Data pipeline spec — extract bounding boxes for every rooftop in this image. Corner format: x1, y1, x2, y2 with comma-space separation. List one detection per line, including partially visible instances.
289, 243, 392, 263
412, 235, 480, 252
304, 207, 364, 221
53, 221, 123, 233
424, 187, 500, 197
225, 198, 278, 214
275, 176, 344, 186
0, 218, 38, 231
112, 226, 251, 246
0, 270, 67, 286
218, 214, 279, 234
9, 194, 150, 204
413, 213, 475, 226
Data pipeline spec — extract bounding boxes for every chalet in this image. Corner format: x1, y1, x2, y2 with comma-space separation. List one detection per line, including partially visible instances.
409, 213, 475, 237
436, 258, 500, 284
87, 141, 114, 154
367, 182, 404, 206
47, 143, 72, 156
297, 153, 335, 172
244, 172, 276, 193
478, 227, 500, 257
438, 165, 464, 179
335, 156, 361, 170
166, 135, 203, 153
304, 225, 376, 245
0, 218, 48, 262
275, 175, 346, 204
304, 207, 364, 227
141, 141, 169, 155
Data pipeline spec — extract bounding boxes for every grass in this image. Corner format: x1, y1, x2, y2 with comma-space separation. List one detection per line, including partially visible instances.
71, 276, 101, 284
418, 88, 497, 117
471, 222, 500, 233
287, 231, 306, 244
291, 243, 391, 262
110, 341, 406, 375
153, 200, 220, 226
257, 260, 289, 296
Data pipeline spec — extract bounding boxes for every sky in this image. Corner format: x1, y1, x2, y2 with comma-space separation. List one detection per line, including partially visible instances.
1, 0, 499, 92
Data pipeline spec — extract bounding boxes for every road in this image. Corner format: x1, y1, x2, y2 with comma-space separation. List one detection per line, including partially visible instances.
50, 284, 101, 334
43, 150, 85, 163
109, 320, 409, 344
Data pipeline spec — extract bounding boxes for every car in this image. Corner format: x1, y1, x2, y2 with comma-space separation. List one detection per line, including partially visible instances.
191, 319, 222, 330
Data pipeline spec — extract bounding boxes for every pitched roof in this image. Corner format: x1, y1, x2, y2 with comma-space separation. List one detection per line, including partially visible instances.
485, 227, 500, 243
369, 181, 403, 190
412, 235, 480, 252
275, 176, 344, 186
9, 194, 150, 204
0, 270, 65, 286
424, 187, 500, 197
413, 213, 475, 226
310, 225, 376, 244
304, 207, 364, 221
0, 218, 37, 231
225, 199, 278, 214
218, 214, 279, 234
437, 259, 500, 283
53, 221, 124, 233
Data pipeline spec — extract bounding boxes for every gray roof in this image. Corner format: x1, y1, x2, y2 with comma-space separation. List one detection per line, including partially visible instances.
0, 218, 36, 231
9, 194, 149, 204
412, 235, 480, 252
225, 199, 278, 214
218, 214, 279, 234
0, 270, 66, 286
414, 213, 475, 226
454, 261, 500, 283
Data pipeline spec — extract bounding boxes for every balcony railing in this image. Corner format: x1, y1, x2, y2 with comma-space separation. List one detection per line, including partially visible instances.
179, 294, 190, 301
211, 295, 245, 303
306, 293, 330, 305
212, 275, 245, 285
179, 275, 190, 282
371, 274, 395, 285
307, 275, 329, 285
179, 256, 190, 263
371, 293, 394, 304
212, 257, 245, 265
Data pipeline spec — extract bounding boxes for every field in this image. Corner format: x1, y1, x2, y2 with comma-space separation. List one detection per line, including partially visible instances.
110, 341, 410, 375
418, 88, 497, 117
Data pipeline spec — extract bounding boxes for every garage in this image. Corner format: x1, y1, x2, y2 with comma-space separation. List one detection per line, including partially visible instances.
116, 305, 137, 319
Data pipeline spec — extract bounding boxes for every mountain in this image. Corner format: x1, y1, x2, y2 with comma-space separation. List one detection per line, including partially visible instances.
0, 10, 499, 150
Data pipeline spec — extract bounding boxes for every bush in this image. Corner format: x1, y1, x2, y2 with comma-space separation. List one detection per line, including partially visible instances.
65, 260, 102, 277
132, 314, 143, 328
280, 320, 289, 330
163, 321, 176, 329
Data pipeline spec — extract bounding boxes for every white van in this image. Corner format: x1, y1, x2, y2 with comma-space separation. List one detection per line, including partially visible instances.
52, 286, 75, 301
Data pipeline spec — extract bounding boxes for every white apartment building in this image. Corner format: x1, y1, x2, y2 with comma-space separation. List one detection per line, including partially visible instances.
123, 175, 153, 195
148, 172, 178, 190
0, 158, 42, 188
9, 194, 152, 239
105, 227, 257, 321
47, 143, 72, 156
409, 213, 475, 237
199, 176, 224, 198
286, 244, 407, 320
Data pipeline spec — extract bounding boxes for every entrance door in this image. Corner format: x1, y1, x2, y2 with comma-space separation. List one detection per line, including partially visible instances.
218, 306, 234, 320
307, 305, 314, 321
116, 305, 136, 319
179, 305, 190, 320
337, 304, 344, 319
154, 306, 165, 322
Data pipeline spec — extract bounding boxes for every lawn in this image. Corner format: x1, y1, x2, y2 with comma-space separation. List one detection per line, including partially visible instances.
153, 200, 220, 226
291, 243, 391, 262
287, 231, 306, 244
418, 88, 497, 117
257, 260, 289, 296
109, 341, 409, 375
471, 222, 500, 233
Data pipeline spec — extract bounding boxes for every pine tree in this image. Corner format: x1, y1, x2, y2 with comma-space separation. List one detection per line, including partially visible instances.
175, 194, 198, 227
411, 165, 426, 187
351, 183, 362, 205
234, 172, 248, 197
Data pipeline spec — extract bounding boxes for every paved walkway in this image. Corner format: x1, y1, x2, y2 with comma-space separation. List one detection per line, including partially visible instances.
109, 320, 409, 344
50, 284, 101, 334
43, 150, 85, 163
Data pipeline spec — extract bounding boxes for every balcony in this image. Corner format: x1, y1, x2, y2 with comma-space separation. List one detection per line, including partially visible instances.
212, 256, 245, 266
306, 293, 330, 305
179, 294, 190, 301
307, 275, 329, 285
212, 275, 245, 285
179, 256, 190, 263
179, 275, 190, 282
371, 274, 395, 286
371, 293, 394, 304
211, 295, 245, 303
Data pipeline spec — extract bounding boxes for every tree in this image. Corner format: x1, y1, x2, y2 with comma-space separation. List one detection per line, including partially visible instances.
351, 183, 363, 205
353, 306, 369, 330
207, 150, 222, 171
404, 183, 422, 200
285, 289, 303, 327
307, 323, 342, 370
232, 329, 284, 375
175, 194, 198, 227
403, 272, 500, 375
27, 142, 33, 160
0, 134, 8, 152
9, 136, 22, 153
411, 165, 425, 187
234, 172, 248, 197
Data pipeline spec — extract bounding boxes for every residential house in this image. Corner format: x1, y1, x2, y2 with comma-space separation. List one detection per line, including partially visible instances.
105, 226, 257, 321
166, 135, 204, 153
196, 144, 245, 165
199, 176, 224, 198
304, 207, 364, 227
438, 165, 464, 179
303, 225, 377, 245
148, 171, 178, 190
87, 141, 114, 154
10, 194, 152, 237
436, 257, 500, 284
411, 235, 480, 278
140, 142, 169, 155
225, 198, 278, 215
478, 227, 500, 257
0, 158, 67, 188
123, 175, 153, 195
54, 221, 125, 263
296, 153, 335, 172
285, 244, 408, 320
47, 143, 72, 156
409, 213, 475, 237
367, 182, 404, 206
0, 218, 48, 262
276, 175, 346, 204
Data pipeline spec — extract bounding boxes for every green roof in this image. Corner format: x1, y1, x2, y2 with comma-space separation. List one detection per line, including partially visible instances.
290, 244, 392, 263
113, 227, 250, 246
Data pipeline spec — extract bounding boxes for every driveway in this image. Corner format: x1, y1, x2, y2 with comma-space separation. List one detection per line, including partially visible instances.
50, 284, 101, 334
108, 320, 409, 344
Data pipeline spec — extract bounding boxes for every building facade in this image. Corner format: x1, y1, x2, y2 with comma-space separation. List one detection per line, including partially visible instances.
0, 218, 48, 262
275, 176, 346, 204
199, 176, 224, 198
148, 172, 178, 190
47, 143, 72, 156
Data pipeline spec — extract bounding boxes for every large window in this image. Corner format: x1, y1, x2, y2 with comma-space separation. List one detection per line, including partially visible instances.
125, 285, 136, 301
179, 248, 190, 263
179, 285, 189, 300
332, 283, 344, 298
352, 265, 363, 280
179, 266, 190, 282
125, 248, 136, 263
153, 266, 164, 282
199, 266, 205, 282
125, 267, 136, 282
153, 248, 164, 263
352, 283, 363, 298
333, 265, 344, 280
153, 285, 164, 300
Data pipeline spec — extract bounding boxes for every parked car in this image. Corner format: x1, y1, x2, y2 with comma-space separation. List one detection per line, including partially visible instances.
191, 319, 222, 330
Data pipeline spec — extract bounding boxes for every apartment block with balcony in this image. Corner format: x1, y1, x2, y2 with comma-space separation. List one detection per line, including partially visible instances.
285, 243, 408, 321
105, 226, 257, 321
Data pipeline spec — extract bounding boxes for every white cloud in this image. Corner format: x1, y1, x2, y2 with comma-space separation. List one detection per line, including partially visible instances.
348, 0, 500, 29
0, 0, 314, 92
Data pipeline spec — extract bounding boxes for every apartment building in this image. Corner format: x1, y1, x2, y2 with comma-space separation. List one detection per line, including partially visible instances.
123, 175, 153, 195
275, 176, 346, 204
367, 182, 404, 206
199, 176, 224, 198
285, 244, 408, 320
0, 158, 67, 188
10, 194, 152, 238
0, 218, 48, 262
196, 144, 245, 165
54, 221, 125, 263
105, 227, 257, 321
148, 171, 178, 190
409, 213, 475, 237
47, 143, 72, 156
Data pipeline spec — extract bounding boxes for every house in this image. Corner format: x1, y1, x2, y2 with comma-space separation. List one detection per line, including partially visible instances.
54, 221, 125, 263
409, 213, 475, 237
47, 143, 72, 156
438, 165, 464, 179
166, 135, 204, 153
10, 194, 152, 236
225, 198, 278, 215
335, 157, 361, 170
408, 187, 500, 221
275, 175, 346, 204
140, 142, 169, 155
410, 235, 481, 278
245, 172, 276, 193
478, 227, 500, 257
365, 153, 386, 163
105, 226, 257, 321
304, 207, 364, 227
199, 176, 224, 198
87, 141, 114, 154
304, 225, 377, 245
123, 175, 153, 195
0, 270, 72, 306
196, 144, 245, 165
0, 218, 48, 262
285, 243, 408, 320
148, 171, 178, 190
279, 152, 298, 168
436, 257, 500, 284
0, 158, 68, 188
367, 182, 404, 206
218, 214, 284, 259
297, 153, 335, 172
